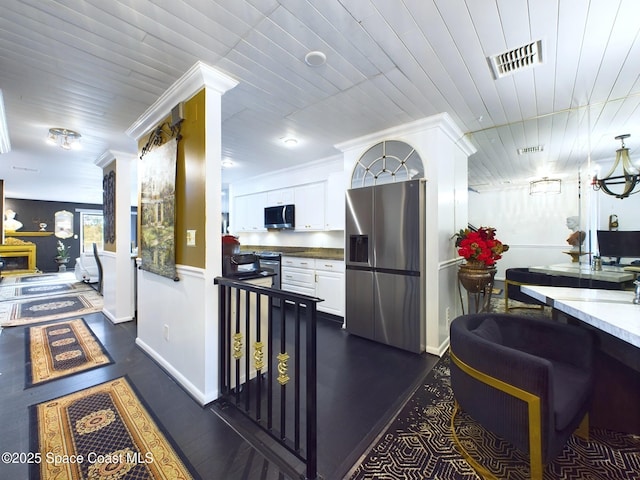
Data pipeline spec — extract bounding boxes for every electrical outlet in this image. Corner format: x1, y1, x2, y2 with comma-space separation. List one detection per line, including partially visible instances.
163, 324, 169, 341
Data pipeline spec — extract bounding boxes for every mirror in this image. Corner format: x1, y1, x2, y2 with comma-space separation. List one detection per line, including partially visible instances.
54, 210, 74, 239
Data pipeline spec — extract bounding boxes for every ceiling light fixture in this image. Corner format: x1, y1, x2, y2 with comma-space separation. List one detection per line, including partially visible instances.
47, 127, 81, 150
283, 137, 298, 146
0, 89, 11, 154
530, 177, 561, 195
592, 134, 639, 199
304, 51, 326, 67
221, 159, 234, 168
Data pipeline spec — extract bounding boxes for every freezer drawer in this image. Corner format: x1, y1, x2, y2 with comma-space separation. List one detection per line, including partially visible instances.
374, 271, 423, 353
345, 269, 374, 340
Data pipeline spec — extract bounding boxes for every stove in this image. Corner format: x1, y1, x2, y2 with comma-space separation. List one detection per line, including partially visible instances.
255, 252, 282, 306
256, 251, 282, 260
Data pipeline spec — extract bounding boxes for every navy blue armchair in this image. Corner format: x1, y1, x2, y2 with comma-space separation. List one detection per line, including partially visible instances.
449, 313, 595, 479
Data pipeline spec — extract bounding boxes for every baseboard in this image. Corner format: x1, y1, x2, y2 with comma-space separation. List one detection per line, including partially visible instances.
134, 337, 218, 406
426, 337, 450, 357
102, 307, 134, 324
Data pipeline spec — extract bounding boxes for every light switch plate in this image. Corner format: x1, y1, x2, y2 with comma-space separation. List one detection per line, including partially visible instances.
186, 229, 196, 246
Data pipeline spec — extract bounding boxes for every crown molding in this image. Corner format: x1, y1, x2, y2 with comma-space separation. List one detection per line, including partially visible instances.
126, 61, 238, 141
95, 150, 136, 168
334, 113, 476, 156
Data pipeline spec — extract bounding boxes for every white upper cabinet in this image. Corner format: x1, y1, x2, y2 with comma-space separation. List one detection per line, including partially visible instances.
266, 188, 294, 206
233, 192, 267, 232
325, 172, 346, 231
294, 182, 326, 231
231, 165, 348, 233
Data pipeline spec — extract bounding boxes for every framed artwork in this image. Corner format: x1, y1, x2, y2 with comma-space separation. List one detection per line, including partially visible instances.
103, 170, 116, 243
140, 137, 178, 280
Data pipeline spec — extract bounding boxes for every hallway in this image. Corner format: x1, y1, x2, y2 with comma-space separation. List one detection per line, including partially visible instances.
0, 309, 438, 479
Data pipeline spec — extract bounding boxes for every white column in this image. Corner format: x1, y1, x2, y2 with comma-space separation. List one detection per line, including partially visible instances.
96, 150, 136, 323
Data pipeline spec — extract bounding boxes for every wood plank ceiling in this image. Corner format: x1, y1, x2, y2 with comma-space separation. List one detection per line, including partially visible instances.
0, 0, 638, 203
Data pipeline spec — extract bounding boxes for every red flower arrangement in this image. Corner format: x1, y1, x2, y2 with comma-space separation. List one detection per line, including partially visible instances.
454, 227, 508, 267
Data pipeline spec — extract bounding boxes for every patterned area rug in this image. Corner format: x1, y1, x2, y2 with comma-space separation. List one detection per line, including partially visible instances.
25, 318, 113, 387
0, 289, 103, 327
0, 272, 77, 286
0, 281, 93, 301
347, 354, 640, 479
29, 377, 200, 480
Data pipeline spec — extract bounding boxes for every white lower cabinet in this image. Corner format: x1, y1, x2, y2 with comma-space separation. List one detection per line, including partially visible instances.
281, 256, 315, 296
314, 260, 345, 317
281, 256, 344, 317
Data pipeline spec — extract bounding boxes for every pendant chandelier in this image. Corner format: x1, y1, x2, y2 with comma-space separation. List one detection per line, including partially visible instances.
592, 134, 639, 199
47, 127, 81, 150
529, 177, 561, 195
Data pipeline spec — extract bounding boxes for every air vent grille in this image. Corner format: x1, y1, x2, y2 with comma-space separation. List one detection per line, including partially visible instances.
489, 40, 542, 78
517, 145, 544, 155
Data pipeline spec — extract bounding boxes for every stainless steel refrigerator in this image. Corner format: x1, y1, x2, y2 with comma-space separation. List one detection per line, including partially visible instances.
345, 179, 426, 353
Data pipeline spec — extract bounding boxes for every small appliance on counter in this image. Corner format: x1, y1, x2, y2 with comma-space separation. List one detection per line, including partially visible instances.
223, 253, 263, 279
221, 235, 276, 284
222, 234, 240, 257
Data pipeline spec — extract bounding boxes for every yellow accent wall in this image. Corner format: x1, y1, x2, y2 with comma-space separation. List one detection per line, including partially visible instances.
137, 89, 207, 269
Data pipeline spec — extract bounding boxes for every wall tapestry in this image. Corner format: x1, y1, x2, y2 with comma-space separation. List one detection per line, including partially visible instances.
103, 170, 116, 244
140, 137, 178, 280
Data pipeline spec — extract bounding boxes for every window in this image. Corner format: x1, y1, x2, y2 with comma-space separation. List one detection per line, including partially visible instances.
79, 210, 104, 253
351, 140, 424, 188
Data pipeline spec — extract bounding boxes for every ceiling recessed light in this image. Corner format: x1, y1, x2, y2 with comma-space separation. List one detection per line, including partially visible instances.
221, 159, 234, 168
304, 51, 326, 67
283, 137, 298, 146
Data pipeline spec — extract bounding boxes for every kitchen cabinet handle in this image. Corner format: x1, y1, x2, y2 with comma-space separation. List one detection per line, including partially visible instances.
324, 264, 333, 268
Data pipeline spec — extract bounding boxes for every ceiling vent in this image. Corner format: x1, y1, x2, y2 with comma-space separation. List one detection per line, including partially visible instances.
517, 145, 544, 155
489, 40, 542, 79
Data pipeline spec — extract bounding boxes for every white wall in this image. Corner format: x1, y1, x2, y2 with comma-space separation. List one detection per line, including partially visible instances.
238, 230, 344, 249
468, 176, 640, 280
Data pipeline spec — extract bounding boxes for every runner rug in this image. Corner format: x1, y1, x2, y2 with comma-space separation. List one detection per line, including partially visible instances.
0, 289, 103, 327
29, 377, 199, 480
348, 353, 640, 480
25, 318, 113, 387
0, 280, 93, 301
0, 272, 77, 286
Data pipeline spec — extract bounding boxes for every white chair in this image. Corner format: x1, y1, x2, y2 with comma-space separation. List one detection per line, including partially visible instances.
74, 251, 99, 283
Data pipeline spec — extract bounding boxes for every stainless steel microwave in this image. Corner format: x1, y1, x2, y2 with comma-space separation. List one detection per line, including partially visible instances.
264, 204, 295, 229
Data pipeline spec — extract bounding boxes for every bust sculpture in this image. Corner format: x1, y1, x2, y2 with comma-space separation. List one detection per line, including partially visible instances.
3, 209, 23, 231
566, 216, 585, 251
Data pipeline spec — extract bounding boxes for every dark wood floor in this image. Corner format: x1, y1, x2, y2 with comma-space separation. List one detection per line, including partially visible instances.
0, 309, 438, 479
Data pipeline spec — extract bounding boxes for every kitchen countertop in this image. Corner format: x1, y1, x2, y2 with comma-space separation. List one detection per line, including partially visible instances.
521, 285, 640, 348
529, 263, 635, 283
241, 245, 344, 261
